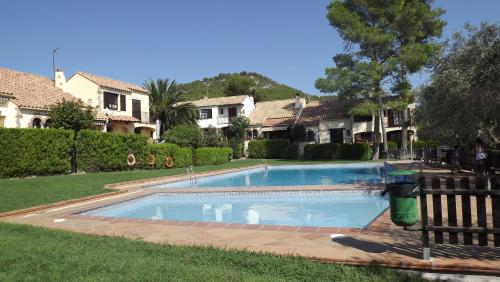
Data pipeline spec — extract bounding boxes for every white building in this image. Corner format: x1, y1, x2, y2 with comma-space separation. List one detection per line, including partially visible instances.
0, 67, 74, 129
191, 95, 255, 131
64, 71, 156, 137
297, 98, 416, 145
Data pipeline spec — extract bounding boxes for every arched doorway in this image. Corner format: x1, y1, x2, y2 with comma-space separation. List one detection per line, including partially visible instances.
44, 119, 52, 128
32, 118, 42, 128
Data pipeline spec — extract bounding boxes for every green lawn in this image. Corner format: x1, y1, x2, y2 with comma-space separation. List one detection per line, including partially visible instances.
0, 223, 422, 281
0, 159, 376, 213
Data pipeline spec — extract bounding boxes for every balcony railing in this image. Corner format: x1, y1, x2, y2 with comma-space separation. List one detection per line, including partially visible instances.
217, 116, 229, 125
133, 111, 153, 124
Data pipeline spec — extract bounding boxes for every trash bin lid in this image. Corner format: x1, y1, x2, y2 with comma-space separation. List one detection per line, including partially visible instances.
385, 181, 419, 197
388, 170, 417, 176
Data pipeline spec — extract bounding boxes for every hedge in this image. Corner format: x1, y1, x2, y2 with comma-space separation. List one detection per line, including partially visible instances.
148, 143, 192, 168
76, 130, 149, 172
0, 128, 74, 178
233, 144, 243, 159
304, 143, 371, 160
193, 147, 233, 166
248, 139, 298, 159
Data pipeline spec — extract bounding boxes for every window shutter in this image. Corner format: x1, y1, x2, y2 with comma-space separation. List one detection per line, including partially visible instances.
120, 95, 126, 111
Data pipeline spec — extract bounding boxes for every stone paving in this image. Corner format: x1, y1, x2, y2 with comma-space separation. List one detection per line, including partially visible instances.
1, 162, 499, 274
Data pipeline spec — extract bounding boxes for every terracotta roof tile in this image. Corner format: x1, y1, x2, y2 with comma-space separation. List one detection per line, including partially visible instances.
108, 115, 140, 122
298, 100, 355, 127
249, 99, 299, 126
191, 95, 249, 107
0, 67, 74, 110
77, 72, 147, 93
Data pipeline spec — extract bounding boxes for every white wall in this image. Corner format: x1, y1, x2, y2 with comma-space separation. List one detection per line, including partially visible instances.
318, 119, 352, 144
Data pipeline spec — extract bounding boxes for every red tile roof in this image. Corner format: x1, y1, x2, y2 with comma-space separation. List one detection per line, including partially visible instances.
249, 99, 299, 126
297, 100, 355, 127
76, 72, 148, 94
108, 115, 140, 122
0, 67, 74, 110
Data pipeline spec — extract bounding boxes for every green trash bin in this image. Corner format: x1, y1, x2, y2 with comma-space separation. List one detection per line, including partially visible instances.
384, 181, 419, 227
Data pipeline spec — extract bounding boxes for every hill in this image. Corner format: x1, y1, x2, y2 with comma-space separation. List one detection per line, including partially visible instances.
178, 72, 316, 102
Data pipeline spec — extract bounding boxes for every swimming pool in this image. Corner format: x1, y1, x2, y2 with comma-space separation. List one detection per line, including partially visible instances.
80, 190, 389, 228
150, 163, 391, 189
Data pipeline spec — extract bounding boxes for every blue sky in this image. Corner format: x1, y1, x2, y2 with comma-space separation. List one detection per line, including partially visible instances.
0, 0, 498, 96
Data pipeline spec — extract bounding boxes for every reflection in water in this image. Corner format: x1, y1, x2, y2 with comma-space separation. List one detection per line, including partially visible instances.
247, 209, 259, 224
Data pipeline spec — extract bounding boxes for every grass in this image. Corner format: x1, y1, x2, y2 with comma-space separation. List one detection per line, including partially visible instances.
0, 223, 423, 281
0, 159, 377, 213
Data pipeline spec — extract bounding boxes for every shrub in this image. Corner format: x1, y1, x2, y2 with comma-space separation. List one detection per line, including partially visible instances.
339, 143, 371, 160
163, 125, 202, 148
76, 130, 149, 172
233, 143, 243, 159
304, 143, 341, 160
248, 140, 267, 158
193, 147, 233, 166
202, 126, 225, 147
148, 143, 193, 168
304, 143, 371, 160
248, 139, 297, 159
0, 128, 74, 178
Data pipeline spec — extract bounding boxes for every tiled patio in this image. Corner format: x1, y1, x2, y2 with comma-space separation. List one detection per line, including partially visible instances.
1, 162, 499, 274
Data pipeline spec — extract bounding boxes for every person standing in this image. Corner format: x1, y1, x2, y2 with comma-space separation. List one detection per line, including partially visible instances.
475, 138, 488, 175
450, 145, 462, 174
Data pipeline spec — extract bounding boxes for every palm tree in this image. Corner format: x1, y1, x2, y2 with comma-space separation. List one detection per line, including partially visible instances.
144, 79, 198, 136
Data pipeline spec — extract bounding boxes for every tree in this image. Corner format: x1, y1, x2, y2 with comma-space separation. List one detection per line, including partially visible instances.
389, 0, 445, 158
416, 23, 500, 146
316, 0, 445, 160
144, 79, 198, 136
49, 99, 95, 132
163, 125, 202, 148
228, 116, 250, 146
202, 126, 226, 147
223, 74, 257, 99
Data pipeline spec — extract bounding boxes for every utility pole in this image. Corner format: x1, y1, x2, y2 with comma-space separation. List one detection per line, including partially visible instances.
52, 47, 60, 79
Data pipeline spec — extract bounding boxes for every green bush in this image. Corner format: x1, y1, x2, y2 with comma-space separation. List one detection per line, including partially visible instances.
304, 143, 371, 160
76, 130, 149, 172
193, 147, 233, 166
0, 128, 74, 178
339, 143, 371, 160
148, 143, 193, 168
304, 143, 341, 160
233, 143, 243, 159
163, 125, 202, 148
248, 139, 297, 159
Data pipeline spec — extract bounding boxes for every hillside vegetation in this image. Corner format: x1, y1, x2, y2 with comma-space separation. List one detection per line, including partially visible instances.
179, 72, 314, 101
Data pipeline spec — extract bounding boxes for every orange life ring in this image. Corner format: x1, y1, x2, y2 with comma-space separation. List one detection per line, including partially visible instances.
148, 154, 156, 167
127, 154, 136, 167
165, 157, 174, 168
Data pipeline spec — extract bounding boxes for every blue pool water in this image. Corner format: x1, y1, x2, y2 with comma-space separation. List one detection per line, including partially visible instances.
81, 190, 389, 228
150, 163, 390, 189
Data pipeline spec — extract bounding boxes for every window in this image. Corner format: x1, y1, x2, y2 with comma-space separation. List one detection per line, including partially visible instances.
307, 130, 315, 142
200, 109, 212, 119
219, 108, 224, 115
120, 95, 126, 111
0, 116, 5, 128
103, 92, 118, 110
132, 99, 141, 120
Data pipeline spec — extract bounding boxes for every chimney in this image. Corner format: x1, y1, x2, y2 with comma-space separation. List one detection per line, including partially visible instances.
54, 69, 66, 91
